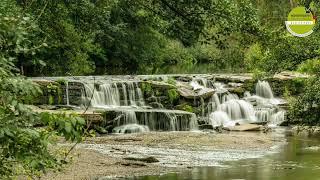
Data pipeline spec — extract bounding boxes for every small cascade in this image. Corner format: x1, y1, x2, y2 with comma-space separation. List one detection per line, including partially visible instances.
190, 81, 204, 90
209, 111, 235, 127
66, 81, 70, 106
83, 81, 145, 107
114, 110, 198, 131
113, 124, 150, 134
217, 99, 256, 123
254, 108, 276, 122
244, 91, 251, 97
206, 94, 220, 117
121, 83, 128, 106
193, 77, 214, 88
220, 93, 239, 104
256, 81, 274, 99
269, 111, 285, 127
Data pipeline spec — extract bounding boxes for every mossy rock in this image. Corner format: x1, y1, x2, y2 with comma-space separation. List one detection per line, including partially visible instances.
229, 87, 246, 97
175, 103, 195, 113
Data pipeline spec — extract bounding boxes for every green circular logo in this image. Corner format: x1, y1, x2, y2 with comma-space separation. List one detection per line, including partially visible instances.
286, 6, 316, 37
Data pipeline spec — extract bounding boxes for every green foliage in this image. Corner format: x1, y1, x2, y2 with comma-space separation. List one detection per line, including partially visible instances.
167, 89, 180, 104
245, 43, 264, 71
141, 82, 153, 95
0, 1, 86, 178
287, 77, 320, 125
177, 104, 194, 113
298, 58, 320, 75
41, 113, 85, 142
56, 78, 67, 85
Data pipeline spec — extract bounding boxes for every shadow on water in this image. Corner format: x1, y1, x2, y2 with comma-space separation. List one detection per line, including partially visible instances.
128, 134, 320, 180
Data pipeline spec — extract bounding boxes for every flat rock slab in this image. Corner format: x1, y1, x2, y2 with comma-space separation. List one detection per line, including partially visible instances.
226, 124, 261, 131
178, 87, 215, 99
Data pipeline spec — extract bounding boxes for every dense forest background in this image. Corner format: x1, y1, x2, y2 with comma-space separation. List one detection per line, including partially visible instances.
1, 0, 320, 76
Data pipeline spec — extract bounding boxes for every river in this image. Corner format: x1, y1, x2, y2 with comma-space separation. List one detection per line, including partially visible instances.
128, 130, 320, 180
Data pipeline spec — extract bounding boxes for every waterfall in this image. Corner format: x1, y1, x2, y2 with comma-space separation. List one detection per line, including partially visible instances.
75, 76, 285, 131
269, 111, 285, 127
244, 91, 251, 97
114, 109, 198, 131
66, 81, 70, 106
121, 83, 128, 106
190, 81, 204, 90
256, 81, 274, 99
209, 111, 235, 127
83, 81, 145, 107
193, 77, 214, 88
113, 124, 150, 134
91, 83, 121, 107
217, 99, 256, 122
254, 108, 276, 122
221, 93, 239, 104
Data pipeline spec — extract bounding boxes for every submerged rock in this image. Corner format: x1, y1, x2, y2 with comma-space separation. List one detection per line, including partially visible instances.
124, 156, 159, 163
198, 124, 214, 130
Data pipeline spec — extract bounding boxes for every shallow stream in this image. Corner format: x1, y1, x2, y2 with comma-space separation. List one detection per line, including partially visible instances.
130, 132, 320, 180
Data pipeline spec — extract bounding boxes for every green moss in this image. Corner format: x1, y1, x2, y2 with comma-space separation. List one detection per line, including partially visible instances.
46, 83, 62, 105
166, 78, 176, 85
167, 89, 179, 104
56, 78, 67, 85
181, 104, 194, 113
230, 87, 245, 97
48, 95, 54, 105
141, 82, 153, 95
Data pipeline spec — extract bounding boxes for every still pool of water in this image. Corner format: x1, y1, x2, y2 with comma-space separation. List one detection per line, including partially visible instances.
129, 134, 320, 180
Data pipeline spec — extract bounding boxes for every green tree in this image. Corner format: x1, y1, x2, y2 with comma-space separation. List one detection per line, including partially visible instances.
0, 1, 85, 178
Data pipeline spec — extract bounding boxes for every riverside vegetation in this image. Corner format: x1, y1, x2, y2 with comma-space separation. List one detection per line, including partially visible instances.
0, 0, 320, 178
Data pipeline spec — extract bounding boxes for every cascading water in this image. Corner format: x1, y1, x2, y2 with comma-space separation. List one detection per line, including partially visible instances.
209, 111, 235, 127
66, 81, 70, 106
83, 81, 145, 107
269, 111, 285, 127
209, 80, 285, 128
114, 109, 198, 132
217, 99, 256, 123
113, 124, 150, 134
81, 79, 198, 133
256, 80, 274, 99
34, 75, 287, 132
77, 75, 285, 132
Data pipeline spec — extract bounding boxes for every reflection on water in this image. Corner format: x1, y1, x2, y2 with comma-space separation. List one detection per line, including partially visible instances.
130, 134, 320, 180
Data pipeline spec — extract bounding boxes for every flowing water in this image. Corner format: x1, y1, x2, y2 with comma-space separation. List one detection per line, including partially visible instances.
128, 133, 320, 180
33, 75, 286, 132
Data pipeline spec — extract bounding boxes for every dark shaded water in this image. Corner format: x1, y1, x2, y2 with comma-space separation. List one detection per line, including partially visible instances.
130, 133, 320, 180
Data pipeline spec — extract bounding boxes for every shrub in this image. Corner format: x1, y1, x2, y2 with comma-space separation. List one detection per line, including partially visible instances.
287, 77, 320, 125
